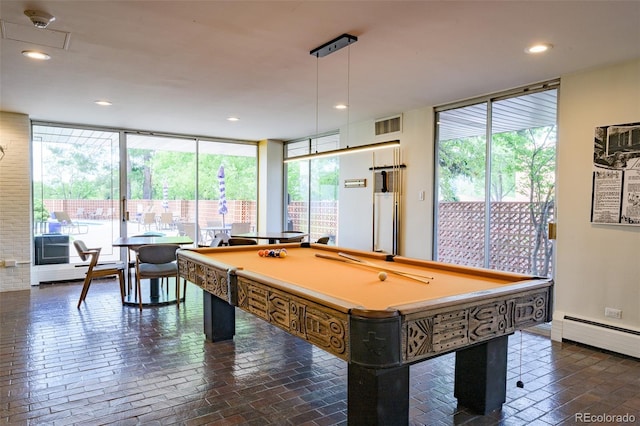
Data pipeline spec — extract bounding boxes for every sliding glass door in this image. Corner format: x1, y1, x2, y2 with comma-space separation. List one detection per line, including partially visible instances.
32, 125, 121, 279
125, 133, 197, 241
435, 83, 558, 276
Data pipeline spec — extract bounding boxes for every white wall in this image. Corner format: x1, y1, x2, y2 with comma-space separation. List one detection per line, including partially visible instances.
0, 112, 32, 291
338, 108, 434, 258
258, 139, 284, 232
553, 59, 640, 335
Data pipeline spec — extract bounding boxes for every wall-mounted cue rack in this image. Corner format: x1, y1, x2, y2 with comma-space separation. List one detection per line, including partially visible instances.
370, 150, 405, 255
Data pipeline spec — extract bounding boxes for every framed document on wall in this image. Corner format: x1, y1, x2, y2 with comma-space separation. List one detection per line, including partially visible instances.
591, 122, 640, 225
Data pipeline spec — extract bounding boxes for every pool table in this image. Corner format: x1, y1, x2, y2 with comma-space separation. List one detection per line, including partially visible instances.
177, 243, 553, 424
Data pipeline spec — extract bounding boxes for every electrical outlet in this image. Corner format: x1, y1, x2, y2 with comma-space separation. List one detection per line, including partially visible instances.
605, 307, 622, 319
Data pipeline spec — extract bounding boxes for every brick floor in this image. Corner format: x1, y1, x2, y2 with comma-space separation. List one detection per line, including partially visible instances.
1, 280, 639, 425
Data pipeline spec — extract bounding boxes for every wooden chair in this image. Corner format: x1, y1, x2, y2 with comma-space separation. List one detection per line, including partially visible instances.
73, 240, 125, 309
135, 244, 181, 311
228, 237, 257, 246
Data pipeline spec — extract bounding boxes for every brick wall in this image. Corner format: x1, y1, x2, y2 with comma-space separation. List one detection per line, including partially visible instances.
0, 112, 31, 291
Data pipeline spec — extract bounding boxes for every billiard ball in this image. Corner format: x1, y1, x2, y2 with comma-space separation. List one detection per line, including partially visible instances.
378, 271, 387, 281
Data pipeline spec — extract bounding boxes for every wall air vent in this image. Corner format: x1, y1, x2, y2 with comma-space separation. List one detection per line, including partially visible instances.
375, 115, 402, 136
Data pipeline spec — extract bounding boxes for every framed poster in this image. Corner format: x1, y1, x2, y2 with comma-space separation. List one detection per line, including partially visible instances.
591, 122, 640, 225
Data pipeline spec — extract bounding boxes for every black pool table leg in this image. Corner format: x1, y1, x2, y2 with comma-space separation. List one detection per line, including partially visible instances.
347, 363, 409, 425
454, 335, 509, 414
203, 291, 235, 341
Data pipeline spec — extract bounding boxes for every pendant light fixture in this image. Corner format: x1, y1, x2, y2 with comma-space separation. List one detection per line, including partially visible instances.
285, 33, 399, 163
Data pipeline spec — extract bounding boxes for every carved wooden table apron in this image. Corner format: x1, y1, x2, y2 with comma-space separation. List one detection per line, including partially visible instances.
177, 243, 553, 425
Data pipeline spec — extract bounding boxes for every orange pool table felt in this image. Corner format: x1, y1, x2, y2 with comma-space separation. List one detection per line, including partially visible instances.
186, 244, 532, 311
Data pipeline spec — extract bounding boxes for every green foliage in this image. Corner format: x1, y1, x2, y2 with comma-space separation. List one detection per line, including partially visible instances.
438, 136, 486, 201
438, 126, 556, 203
36, 142, 257, 203
39, 142, 118, 200
286, 157, 339, 202
438, 125, 557, 275
33, 203, 49, 222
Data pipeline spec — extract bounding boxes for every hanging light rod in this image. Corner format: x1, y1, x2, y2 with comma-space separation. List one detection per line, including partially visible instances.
284, 140, 400, 163
310, 33, 358, 58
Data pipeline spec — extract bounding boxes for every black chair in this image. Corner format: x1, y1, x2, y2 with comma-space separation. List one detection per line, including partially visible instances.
281, 230, 306, 243
228, 237, 258, 246
74, 240, 125, 308
135, 244, 180, 311
126, 232, 165, 295
316, 236, 330, 244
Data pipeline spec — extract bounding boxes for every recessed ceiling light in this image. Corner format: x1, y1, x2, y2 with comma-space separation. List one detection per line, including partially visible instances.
334, 104, 348, 110
525, 43, 553, 54
227, 117, 239, 122
22, 50, 51, 60
94, 100, 112, 106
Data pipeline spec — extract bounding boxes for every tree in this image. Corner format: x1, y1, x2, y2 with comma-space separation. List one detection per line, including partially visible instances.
438, 125, 556, 275
437, 137, 486, 202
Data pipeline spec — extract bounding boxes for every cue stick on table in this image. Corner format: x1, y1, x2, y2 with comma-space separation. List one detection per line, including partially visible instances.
314, 253, 432, 285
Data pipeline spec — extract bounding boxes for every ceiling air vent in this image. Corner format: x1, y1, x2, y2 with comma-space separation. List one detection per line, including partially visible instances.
375, 115, 402, 136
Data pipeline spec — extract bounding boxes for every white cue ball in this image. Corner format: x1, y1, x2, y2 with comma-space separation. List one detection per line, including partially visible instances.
378, 271, 388, 281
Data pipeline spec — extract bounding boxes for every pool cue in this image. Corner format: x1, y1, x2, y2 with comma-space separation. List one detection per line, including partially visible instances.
338, 252, 434, 281
314, 253, 432, 284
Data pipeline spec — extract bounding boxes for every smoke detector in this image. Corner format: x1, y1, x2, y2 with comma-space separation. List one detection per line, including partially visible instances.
24, 10, 56, 29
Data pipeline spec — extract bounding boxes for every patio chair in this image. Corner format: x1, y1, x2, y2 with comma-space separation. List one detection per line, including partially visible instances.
177, 222, 202, 245
53, 211, 88, 234
90, 207, 104, 219
159, 212, 174, 230
73, 240, 125, 309
135, 244, 181, 311
231, 222, 251, 234
142, 212, 157, 231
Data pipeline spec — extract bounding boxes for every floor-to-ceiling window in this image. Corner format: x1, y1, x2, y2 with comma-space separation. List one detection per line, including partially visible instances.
32, 123, 257, 281
435, 81, 558, 276
285, 133, 339, 243
197, 140, 258, 245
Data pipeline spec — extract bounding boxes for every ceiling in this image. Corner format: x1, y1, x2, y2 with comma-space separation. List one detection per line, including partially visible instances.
1, 1, 639, 142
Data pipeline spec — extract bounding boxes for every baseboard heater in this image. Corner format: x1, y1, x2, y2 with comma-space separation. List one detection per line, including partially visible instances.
556, 314, 640, 359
